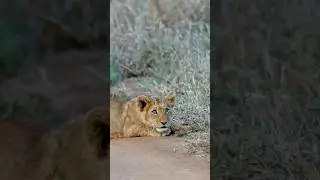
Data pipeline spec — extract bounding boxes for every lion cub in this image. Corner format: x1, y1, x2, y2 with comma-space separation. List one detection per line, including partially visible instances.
110, 92, 175, 139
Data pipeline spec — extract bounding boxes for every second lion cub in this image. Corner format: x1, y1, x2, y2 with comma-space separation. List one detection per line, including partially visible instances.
110, 92, 175, 139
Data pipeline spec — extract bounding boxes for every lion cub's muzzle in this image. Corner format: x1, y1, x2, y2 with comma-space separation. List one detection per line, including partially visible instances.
160, 121, 168, 128
152, 122, 171, 136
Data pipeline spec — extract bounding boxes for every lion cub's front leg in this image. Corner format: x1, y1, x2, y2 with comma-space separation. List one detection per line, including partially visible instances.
145, 128, 162, 137
124, 125, 163, 138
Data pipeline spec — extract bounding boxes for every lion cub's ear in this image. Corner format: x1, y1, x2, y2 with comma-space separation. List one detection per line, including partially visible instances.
84, 107, 109, 159
136, 95, 151, 112
164, 91, 175, 108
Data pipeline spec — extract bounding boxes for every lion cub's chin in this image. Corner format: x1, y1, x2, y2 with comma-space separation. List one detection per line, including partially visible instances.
155, 126, 172, 136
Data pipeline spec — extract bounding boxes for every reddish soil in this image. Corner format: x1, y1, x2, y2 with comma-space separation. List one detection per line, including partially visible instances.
110, 137, 210, 180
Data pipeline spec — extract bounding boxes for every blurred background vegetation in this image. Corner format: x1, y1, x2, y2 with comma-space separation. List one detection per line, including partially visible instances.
213, 0, 320, 179
0, 0, 107, 129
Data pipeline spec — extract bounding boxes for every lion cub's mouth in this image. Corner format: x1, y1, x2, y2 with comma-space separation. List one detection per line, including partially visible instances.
156, 126, 169, 132
153, 125, 171, 136
152, 124, 167, 130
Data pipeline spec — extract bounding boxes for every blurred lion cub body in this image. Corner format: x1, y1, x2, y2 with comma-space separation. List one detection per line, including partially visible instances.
0, 110, 109, 180
110, 92, 175, 139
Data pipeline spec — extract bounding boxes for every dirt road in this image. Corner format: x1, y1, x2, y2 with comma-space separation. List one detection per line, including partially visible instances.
110, 137, 210, 180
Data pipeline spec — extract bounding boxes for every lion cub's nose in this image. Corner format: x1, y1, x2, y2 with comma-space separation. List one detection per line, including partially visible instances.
161, 121, 167, 126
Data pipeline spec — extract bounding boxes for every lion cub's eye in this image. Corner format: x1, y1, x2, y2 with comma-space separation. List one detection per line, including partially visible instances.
151, 109, 158, 115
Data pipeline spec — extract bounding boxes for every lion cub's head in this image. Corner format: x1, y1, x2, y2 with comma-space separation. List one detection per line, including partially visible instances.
133, 92, 175, 130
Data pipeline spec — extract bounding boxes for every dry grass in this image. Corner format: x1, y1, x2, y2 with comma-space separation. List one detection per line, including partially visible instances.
110, 0, 210, 159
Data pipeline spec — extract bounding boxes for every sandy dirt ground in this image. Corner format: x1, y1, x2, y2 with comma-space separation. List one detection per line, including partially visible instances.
110, 137, 210, 180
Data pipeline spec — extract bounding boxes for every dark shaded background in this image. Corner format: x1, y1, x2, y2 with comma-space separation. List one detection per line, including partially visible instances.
0, 0, 108, 130
213, 0, 320, 179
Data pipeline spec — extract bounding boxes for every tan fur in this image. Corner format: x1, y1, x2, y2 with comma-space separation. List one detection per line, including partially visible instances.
110, 92, 176, 139
0, 112, 109, 180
